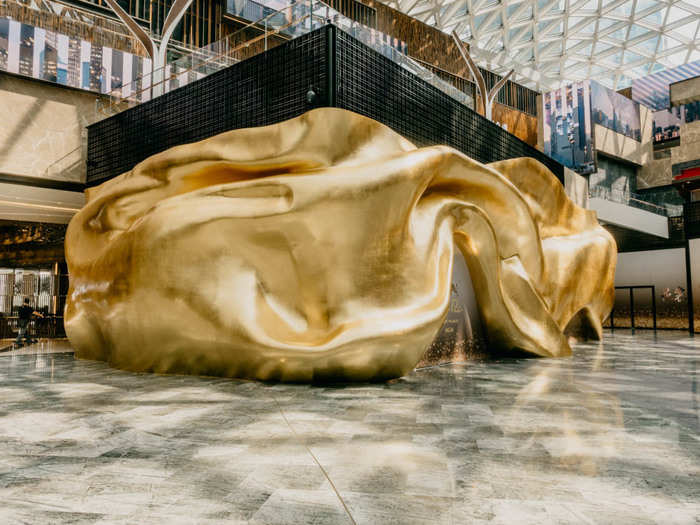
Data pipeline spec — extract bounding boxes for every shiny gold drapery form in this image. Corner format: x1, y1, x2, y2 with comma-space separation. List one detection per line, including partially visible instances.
65, 108, 616, 382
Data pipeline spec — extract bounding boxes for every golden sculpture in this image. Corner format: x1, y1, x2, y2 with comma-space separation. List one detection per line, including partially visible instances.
65, 108, 616, 382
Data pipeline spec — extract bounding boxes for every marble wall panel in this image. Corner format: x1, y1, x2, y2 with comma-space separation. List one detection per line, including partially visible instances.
492, 103, 538, 147
638, 120, 700, 189
0, 73, 104, 183
674, 120, 700, 165
638, 157, 673, 189
671, 76, 700, 106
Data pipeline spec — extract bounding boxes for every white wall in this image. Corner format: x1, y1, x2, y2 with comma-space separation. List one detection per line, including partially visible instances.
615, 248, 686, 306
689, 239, 700, 316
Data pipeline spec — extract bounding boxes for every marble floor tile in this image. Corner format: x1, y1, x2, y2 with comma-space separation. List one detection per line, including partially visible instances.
249, 485, 350, 525
0, 330, 698, 524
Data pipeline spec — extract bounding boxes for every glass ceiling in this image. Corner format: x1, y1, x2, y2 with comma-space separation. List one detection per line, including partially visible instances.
381, 0, 700, 91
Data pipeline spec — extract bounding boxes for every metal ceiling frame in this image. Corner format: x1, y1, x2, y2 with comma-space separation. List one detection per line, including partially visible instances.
380, 0, 700, 91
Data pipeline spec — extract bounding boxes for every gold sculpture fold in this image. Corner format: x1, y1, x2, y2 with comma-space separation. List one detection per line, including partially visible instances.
65, 108, 616, 382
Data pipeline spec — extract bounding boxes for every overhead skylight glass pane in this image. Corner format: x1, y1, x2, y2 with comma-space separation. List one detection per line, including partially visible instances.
667, 6, 691, 24
617, 75, 632, 88
623, 50, 646, 64
579, 43, 593, 55
484, 15, 503, 32
628, 65, 651, 78
637, 11, 664, 27
479, 0, 501, 9
635, 0, 659, 12
392, 0, 700, 90
537, 20, 553, 33
516, 6, 533, 21
628, 25, 648, 39
610, 1, 633, 17
565, 38, 582, 50
568, 16, 585, 28
662, 49, 689, 68
577, 21, 596, 35
609, 51, 623, 65
609, 27, 628, 41
633, 35, 659, 53
506, 4, 520, 17
597, 18, 615, 31
474, 12, 489, 27
661, 35, 684, 50
673, 20, 698, 40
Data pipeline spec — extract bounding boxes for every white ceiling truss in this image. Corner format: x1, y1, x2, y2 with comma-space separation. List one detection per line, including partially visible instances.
380, 0, 700, 91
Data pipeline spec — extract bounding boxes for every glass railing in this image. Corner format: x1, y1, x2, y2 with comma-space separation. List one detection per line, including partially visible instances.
108, 1, 317, 108
345, 23, 474, 108
589, 185, 683, 217
107, 0, 474, 112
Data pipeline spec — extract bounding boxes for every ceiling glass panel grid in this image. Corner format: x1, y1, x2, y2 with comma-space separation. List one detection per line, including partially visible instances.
380, 0, 700, 91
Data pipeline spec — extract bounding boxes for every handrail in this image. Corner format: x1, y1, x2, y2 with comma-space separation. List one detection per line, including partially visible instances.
174, 13, 306, 72
589, 185, 683, 217
43, 145, 83, 178
105, 0, 475, 114
106, 3, 303, 107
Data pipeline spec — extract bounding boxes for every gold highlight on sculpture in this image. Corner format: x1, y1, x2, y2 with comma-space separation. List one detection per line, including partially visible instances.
65, 108, 616, 382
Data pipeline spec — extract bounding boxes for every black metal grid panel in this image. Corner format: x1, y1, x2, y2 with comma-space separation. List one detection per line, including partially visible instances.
333, 29, 563, 181
87, 28, 328, 185
88, 25, 563, 185
684, 201, 700, 239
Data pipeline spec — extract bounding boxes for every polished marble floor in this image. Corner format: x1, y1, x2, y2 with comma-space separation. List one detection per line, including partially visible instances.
0, 331, 698, 524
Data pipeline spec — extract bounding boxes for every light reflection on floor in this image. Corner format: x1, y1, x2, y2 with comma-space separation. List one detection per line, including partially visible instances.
0, 331, 698, 524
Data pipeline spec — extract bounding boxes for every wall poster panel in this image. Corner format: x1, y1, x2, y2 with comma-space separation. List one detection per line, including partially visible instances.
0, 16, 151, 97
542, 80, 595, 174
590, 80, 641, 142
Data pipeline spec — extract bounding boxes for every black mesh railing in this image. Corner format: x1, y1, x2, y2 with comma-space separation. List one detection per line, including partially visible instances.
669, 215, 685, 241
684, 201, 700, 239
334, 28, 562, 179
589, 186, 683, 217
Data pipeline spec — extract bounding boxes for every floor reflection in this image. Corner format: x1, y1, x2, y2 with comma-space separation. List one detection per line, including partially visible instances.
503, 346, 625, 476
0, 331, 698, 524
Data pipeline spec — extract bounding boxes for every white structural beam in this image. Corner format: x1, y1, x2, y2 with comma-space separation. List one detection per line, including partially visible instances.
590, 199, 669, 239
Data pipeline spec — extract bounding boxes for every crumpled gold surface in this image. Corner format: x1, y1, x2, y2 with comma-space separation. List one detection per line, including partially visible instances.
65, 108, 616, 382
